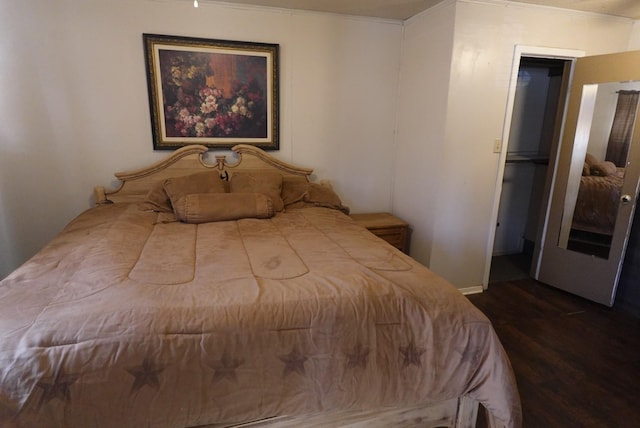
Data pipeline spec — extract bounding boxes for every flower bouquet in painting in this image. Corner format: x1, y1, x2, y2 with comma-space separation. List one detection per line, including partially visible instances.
159, 51, 268, 139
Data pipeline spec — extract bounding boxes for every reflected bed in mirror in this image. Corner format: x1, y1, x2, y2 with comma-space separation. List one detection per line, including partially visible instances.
559, 81, 640, 259
568, 152, 624, 258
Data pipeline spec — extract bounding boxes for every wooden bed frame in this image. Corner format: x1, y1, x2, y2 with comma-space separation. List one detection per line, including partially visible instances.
94, 144, 503, 428
94, 144, 313, 205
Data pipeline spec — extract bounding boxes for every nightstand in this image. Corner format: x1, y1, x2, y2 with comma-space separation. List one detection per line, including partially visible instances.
350, 212, 410, 253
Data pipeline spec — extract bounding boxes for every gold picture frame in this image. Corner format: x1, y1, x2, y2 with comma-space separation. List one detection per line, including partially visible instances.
143, 34, 279, 150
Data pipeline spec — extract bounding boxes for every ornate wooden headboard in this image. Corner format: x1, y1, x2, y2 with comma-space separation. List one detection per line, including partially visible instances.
94, 144, 314, 205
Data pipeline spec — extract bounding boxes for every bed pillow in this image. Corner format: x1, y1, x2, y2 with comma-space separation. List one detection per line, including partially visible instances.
163, 170, 226, 208
585, 152, 599, 168
306, 182, 342, 206
139, 180, 173, 213
281, 176, 310, 206
304, 182, 350, 214
285, 181, 349, 214
173, 193, 274, 223
230, 172, 284, 212
590, 161, 617, 177
582, 163, 591, 176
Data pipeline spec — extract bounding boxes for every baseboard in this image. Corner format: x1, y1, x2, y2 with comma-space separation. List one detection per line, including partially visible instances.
459, 285, 484, 295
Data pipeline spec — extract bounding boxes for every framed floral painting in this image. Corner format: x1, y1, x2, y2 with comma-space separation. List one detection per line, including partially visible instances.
143, 34, 279, 150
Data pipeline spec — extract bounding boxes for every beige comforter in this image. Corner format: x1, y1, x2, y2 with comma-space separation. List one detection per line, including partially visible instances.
572, 171, 624, 235
0, 204, 520, 427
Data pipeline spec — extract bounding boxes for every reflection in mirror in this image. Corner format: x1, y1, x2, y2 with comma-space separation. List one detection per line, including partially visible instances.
558, 81, 640, 259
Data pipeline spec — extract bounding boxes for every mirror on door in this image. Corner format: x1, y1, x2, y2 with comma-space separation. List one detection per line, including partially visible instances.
557, 81, 640, 259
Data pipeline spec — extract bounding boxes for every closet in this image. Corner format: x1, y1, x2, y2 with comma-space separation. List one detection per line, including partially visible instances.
490, 57, 567, 282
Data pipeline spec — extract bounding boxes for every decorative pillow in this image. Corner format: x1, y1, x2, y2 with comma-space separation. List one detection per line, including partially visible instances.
585, 152, 599, 168
305, 183, 343, 207
163, 170, 226, 208
230, 172, 284, 212
281, 176, 310, 206
139, 180, 173, 213
283, 181, 350, 214
173, 193, 274, 224
590, 161, 617, 177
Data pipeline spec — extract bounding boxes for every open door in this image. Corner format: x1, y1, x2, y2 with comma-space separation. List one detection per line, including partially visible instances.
536, 50, 640, 306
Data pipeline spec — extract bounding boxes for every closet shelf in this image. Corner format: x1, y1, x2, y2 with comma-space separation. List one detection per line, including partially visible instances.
506, 152, 549, 165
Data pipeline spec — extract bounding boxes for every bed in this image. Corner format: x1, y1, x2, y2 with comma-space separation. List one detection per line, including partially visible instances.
0, 145, 521, 428
572, 155, 624, 235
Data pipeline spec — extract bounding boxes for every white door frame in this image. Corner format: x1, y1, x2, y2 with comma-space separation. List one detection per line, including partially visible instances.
482, 45, 585, 289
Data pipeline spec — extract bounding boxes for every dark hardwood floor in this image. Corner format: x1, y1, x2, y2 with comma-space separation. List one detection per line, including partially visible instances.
467, 278, 640, 428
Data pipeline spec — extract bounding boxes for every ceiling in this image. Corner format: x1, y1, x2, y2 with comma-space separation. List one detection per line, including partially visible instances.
212, 0, 640, 21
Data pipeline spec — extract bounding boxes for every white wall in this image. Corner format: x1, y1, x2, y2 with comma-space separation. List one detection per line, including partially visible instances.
629, 21, 640, 50
493, 163, 536, 255
508, 67, 551, 154
0, 0, 402, 279
588, 86, 618, 161
396, 0, 635, 288
393, 1, 456, 267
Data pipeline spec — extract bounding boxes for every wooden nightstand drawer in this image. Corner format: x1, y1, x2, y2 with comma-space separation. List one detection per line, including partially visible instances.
350, 213, 410, 253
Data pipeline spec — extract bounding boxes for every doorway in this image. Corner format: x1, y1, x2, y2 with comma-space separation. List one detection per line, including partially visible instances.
487, 47, 581, 285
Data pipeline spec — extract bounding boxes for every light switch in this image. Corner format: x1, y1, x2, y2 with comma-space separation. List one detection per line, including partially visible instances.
493, 138, 502, 153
